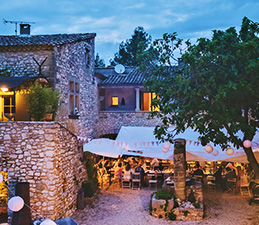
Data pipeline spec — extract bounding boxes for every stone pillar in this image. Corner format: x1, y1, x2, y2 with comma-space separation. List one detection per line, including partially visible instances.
174, 138, 186, 201
135, 88, 140, 111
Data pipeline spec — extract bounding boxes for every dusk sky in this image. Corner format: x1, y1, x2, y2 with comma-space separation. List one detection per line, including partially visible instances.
1, 0, 258, 65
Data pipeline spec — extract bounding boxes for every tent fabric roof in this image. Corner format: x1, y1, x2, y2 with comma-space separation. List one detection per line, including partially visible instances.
116, 126, 259, 162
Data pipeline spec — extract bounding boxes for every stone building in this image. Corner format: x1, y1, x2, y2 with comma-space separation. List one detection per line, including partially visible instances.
0, 33, 98, 222
0, 33, 98, 138
96, 66, 162, 136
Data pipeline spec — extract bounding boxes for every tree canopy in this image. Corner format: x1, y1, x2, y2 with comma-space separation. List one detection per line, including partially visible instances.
141, 17, 259, 177
95, 53, 105, 68
110, 26, 152, 66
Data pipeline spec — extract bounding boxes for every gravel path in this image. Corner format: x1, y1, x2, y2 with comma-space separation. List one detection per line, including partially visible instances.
72, 184, 259, 225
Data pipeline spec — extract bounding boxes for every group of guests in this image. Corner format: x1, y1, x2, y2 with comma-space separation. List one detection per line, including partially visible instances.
97, 156, 145, 186
191, 161, 251, 192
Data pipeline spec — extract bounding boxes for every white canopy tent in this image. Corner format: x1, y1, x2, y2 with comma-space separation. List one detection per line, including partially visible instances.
115, 126, 259, 162
83, 138, 124, 158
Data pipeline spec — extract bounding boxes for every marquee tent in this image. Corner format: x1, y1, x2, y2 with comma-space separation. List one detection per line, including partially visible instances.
115, 126, 259, 162
83, 138, 124, 158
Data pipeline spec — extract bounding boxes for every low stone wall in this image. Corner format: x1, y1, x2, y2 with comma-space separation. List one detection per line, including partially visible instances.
151, 181, 203, 221
98, 111, 162, 136
0, 121, 87, 221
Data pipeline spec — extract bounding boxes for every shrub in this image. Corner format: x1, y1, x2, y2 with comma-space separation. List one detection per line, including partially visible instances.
167, 209, 176, 221
155, 188, 174, 200
82, 180, 95, 197
193, 201, 201, 209
28, 84, 59, 121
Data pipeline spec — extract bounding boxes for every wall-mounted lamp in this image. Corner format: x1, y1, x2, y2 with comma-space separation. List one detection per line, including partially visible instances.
1, 87, 8, 92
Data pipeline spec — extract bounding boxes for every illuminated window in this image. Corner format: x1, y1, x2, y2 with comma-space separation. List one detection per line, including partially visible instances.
141, 92, 159, 111
111, 96, 118, 106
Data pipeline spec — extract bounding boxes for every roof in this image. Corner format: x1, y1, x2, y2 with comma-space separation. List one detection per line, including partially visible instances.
96, 67, 146, 86
0, 33, 96, 47
0, 76, 45, 89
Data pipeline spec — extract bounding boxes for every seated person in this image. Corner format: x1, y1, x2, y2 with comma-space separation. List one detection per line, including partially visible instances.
221, 167, 237, 191
214, 166, 223, 184
114, 163, 123, 186
192, 162, 204, 176
123, 163, 134, 180
135, 163, 145, 186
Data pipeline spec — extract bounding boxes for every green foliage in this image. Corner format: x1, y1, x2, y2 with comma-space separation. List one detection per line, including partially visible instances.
84, 152, 99, 192
160, 204, 163, 209
158, 215, 163, 219
193, 201, 201, 209
28, 84, 59, 121
82, 180, 95, 197
110, 26, 152, 66
183, 210, 190, 217
164, 199, 169, 212
95, 53, 105, 68
140, 16, 259, 177
167, 209, 177, 221
155, 188, 174, 200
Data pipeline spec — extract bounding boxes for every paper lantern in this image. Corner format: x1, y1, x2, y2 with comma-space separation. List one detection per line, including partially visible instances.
204, 144, 213, 153
8, 196, 24, 212
226, 148, 234, 156
0, 174, 3, 183
213, 150, 219, 156
162, 142, 171, 153
41, 219, 57, 225
243, 140, 252, 148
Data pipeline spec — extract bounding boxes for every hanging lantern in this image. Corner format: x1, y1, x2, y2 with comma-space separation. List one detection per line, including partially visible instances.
204, 144, 213, 153
8, 196, 24, 212
243, 140, 252, 148
0, 174, 3, 183
226, 148, 234, 156
162, 142, 171, 153
213, 150, 219, 156
41, 219, 57, 225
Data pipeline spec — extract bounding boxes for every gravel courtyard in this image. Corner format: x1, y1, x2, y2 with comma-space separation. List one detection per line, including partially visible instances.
72, 184, 259, 225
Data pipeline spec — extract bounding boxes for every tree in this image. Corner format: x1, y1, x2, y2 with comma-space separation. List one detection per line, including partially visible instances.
141, 17, 259, 178
95, 53, 105, 68
110, 26, 152, 66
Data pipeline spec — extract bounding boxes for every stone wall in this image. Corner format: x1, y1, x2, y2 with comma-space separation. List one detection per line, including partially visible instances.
98, 111, 162, 136
53, 40, 99, 139
0, 121, 87, 221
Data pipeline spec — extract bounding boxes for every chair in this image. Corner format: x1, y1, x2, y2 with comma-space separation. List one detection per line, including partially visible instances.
132, 172, 141, 190
226, 178, 237, 193
240, 176, 250, 196
121, 173, 131, 189
207, 175, 216, 192
149, 174, 158, 190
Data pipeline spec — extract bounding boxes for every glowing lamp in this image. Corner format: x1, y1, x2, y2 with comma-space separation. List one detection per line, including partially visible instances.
41, 219, 57, 225
8, 196, 24, 212
162, 142, 171, 153
243, 140, 252, 148
204, 144, 213, 153
213, 150, 219, 156
226, 148, 234, 156
1, 88, 8, 92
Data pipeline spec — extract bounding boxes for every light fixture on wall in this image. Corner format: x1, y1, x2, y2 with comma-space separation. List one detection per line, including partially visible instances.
1, 87, 8, 92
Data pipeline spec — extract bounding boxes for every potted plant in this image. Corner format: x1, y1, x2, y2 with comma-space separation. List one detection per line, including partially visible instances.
28, 84, 59, 121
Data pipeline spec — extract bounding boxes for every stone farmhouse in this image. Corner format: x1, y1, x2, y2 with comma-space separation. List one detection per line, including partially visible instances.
0, 29, 161, 222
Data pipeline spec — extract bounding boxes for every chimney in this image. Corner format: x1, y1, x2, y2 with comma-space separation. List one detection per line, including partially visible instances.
20, 24, 31, 35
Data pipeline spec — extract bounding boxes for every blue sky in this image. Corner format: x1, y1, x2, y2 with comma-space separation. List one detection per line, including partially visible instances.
1, 0, 258, 65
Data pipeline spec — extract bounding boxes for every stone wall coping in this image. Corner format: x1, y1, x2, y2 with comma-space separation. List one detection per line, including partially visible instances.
100, 110, 155, 113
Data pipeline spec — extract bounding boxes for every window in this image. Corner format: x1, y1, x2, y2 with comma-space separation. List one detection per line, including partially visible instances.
69, 81, 79, 116
111, 96, 118, 106
4, 96, 15, 114
141, 92, 159, 111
